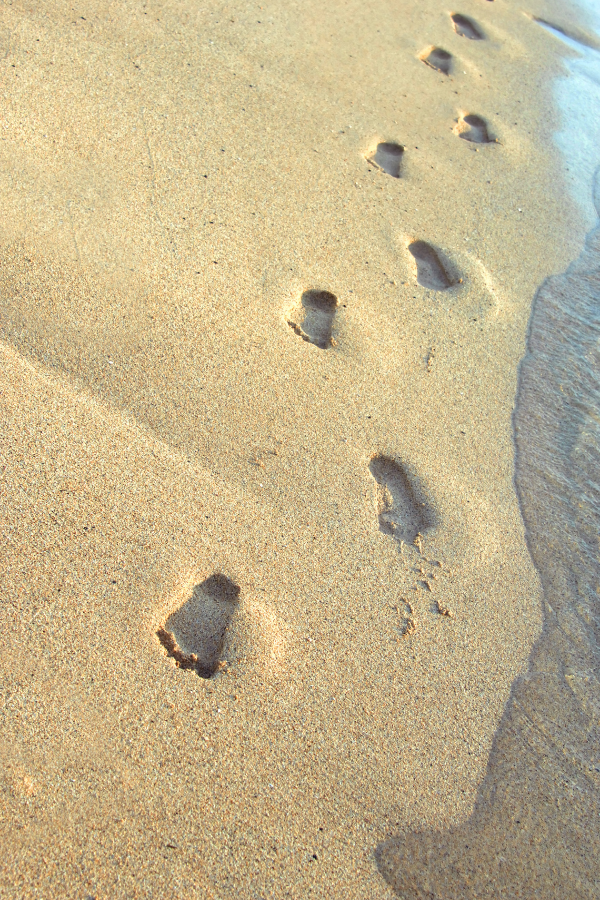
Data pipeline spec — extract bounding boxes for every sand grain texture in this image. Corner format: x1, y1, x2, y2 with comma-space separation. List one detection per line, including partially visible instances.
0, 0, 594, 896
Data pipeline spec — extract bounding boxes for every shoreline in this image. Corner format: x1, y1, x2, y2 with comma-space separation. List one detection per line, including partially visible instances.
537, 0, 600, 229
0, 0, 597, 896
380, 5, 600, 891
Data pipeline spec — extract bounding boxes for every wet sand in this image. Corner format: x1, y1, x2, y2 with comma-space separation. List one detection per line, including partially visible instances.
0, 0, 596, 897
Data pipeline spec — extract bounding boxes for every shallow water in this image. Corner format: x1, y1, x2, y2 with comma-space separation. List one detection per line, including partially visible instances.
376, 9, 600, 898
545, 0, 600, 228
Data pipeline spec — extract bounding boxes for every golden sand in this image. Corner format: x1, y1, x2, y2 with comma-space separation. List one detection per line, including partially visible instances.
0, 0, 594, 896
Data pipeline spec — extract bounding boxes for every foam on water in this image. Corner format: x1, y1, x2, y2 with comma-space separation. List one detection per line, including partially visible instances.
376, 5, 600, 896
544, 0, 600, 227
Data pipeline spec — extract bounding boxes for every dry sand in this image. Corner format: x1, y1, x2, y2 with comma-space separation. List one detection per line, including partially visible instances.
0, 0, 595, 897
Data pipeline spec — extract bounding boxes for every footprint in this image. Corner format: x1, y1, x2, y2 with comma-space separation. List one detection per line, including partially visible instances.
368, 142, 404, 178
451, 14, 485, 40
420, 47, 452, 75
369, 456, 435, 545
456, 114, 494, 144
157, 574, 240, 678
288, 290, 338, 350
408, 241, 453, 291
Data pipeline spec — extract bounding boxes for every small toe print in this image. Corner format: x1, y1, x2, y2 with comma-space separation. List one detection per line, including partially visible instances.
420, 47, 452, 75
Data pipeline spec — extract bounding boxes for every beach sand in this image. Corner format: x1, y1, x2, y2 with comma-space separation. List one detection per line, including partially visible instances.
0, 0, 596, 896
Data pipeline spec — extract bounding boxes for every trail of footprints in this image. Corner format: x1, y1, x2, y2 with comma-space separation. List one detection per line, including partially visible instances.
417, 13, 493, 152
457, 113, 494, 144
369, 456, 435, 544
159, 8, 498, 676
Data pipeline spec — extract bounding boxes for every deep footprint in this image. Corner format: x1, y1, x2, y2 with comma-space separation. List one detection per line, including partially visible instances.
369, 456, 435, 545
157, 574, 240, 678
408, 241, 453, 290
420, 47, 452, 75
451, 14, 485, 39
289, 290, 338, 350
369, 142, 404, 178
458, 114, 493, 143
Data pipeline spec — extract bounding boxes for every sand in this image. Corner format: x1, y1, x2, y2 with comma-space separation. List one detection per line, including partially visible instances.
0, 0, 595, 897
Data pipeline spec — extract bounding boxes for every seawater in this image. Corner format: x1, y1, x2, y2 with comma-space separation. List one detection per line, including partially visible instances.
543, 0, 600, 228
376, 8, 600, 897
